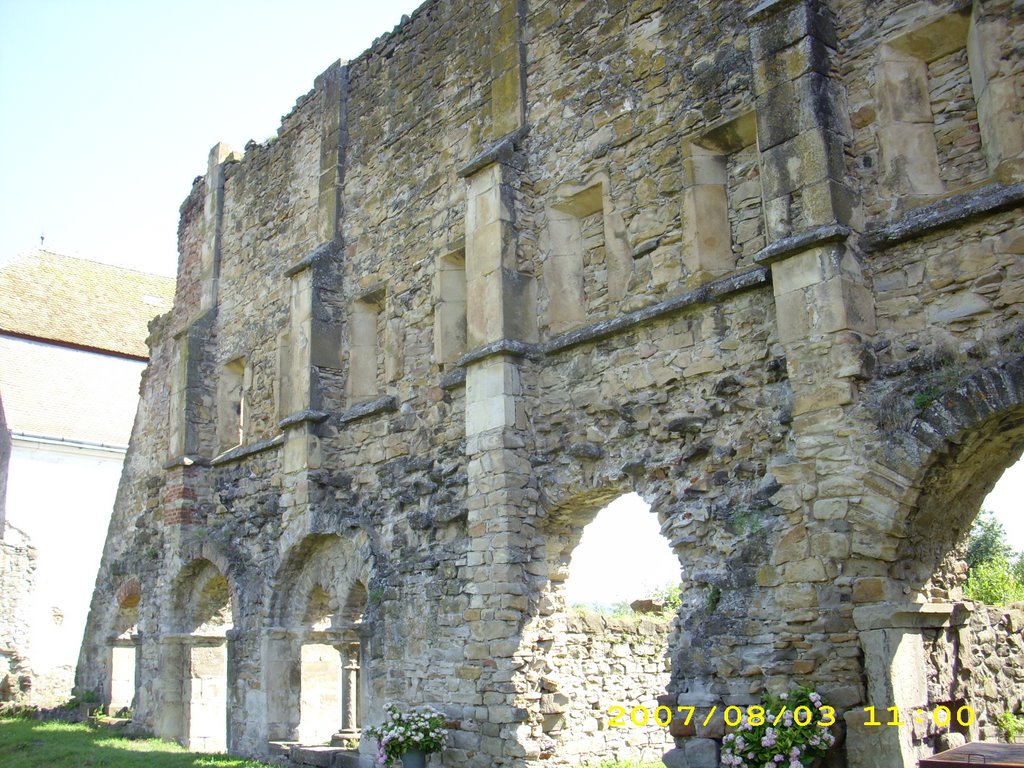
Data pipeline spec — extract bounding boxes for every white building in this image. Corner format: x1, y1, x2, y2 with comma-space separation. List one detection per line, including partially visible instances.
0, 250, 173, 705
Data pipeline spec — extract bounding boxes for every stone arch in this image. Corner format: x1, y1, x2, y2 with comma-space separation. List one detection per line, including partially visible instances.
156, 557, 236, 753
848, 357, 1024, 765
878, 357, 1024, 599
265, 530, 375, 751
519, 481, 685, 765
171, 558, 235, 637
268, 530, 374, 629
109, 577, 141, 716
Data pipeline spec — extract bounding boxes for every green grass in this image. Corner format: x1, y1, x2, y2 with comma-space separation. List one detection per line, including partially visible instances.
0, 719, 274, 768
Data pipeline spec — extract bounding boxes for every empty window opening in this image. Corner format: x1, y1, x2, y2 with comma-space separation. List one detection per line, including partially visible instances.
217, 357, 249, 453
545, 176, 633, 334
434, 248, 467, 365
348, 290, 385, 402
876, 8, 991, 205
532, 492, 679, 764
296, 580, 366, 746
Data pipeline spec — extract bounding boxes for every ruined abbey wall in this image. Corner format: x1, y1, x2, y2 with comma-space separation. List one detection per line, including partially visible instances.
79, 0, 1024, 766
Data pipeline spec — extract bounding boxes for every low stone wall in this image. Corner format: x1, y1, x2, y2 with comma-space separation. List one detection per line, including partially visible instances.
536, 611, 674, 765
925, 602, 1024, 747
0, 527, 36, 701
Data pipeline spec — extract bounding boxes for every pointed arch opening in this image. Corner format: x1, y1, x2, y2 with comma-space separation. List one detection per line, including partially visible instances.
862, 375, 1024, 761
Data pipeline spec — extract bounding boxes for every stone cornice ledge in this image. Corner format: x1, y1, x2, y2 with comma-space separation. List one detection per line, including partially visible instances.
284, 240, 341, 278
457, 338, 542, 367
754, 223, 850, 266
543, 266, 770, 355
440, 367, 467, 390
862, 182, 1024, 252
852, 602, 970, 631
278, 410, 331, 430
458, 125, 531, 178
336, 395, 398, 425
162, 455, 211, 470
211, 434, 285, 466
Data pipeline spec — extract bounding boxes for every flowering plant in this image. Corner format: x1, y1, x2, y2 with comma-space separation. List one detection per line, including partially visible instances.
720, 686, 836, 768
366, 703, 448, 766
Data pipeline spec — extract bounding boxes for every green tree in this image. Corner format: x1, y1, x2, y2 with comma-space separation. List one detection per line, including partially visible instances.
964, 511, 1024, 605
966, 510, 1014, 569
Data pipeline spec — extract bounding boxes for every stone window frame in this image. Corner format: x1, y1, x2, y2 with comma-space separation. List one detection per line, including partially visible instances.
216, 356, 250, 454
346, 286, 386, 404
874, 4, 1020, 206
433, 243, 468, 366
544, 172, 632, 334
680, 110, 763, 282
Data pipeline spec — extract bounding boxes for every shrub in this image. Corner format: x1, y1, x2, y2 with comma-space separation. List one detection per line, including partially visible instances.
965, 557, 1024, 605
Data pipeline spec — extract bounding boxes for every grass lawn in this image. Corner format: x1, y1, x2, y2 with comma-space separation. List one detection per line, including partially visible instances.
0, 719, 275, 768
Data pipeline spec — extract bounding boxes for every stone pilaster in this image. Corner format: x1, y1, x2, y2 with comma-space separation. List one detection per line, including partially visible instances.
458, 133, 537, 765
750, 0, 875, 420
278, 61, 348, 527
489, 0, 526, 139
199, 143, 234, 316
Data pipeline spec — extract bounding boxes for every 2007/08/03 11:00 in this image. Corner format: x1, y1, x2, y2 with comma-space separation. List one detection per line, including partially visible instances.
606, 704, 977, 729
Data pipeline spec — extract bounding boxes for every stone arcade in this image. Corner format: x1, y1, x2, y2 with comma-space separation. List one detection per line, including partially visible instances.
78, 1, 1024, 766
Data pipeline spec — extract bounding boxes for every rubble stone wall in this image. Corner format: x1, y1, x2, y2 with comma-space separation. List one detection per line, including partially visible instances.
924, 603, 1024, 745
0, 532, 35, 702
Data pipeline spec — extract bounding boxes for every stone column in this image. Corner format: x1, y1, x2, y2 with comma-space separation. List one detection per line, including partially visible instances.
338, 640, 360, 739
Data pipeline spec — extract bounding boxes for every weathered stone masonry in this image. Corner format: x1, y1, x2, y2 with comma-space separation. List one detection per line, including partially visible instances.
79, 0, 1024, 767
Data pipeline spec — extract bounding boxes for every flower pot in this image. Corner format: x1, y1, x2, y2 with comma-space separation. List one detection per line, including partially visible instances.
400, 748, 427, 768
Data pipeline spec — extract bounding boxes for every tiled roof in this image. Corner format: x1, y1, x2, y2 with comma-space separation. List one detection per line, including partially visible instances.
0, 250, 174, 359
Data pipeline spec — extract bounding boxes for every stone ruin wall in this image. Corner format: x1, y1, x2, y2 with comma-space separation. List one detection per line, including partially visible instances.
923, 603, 1024, 748
534, 612, 674, 764
0, 390, 36, 704
76, 0, 1024, 767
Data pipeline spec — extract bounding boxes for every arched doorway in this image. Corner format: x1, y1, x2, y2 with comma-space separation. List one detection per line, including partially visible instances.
160, 558, 234, 753
853, 365, 1024, 765
524, 490, 680, 766
266, 533, 373, 757
108, 579, 140, 717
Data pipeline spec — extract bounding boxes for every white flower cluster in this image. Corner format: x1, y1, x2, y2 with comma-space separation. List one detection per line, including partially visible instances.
366, 703, 449, 767
719, 688, 836, 768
